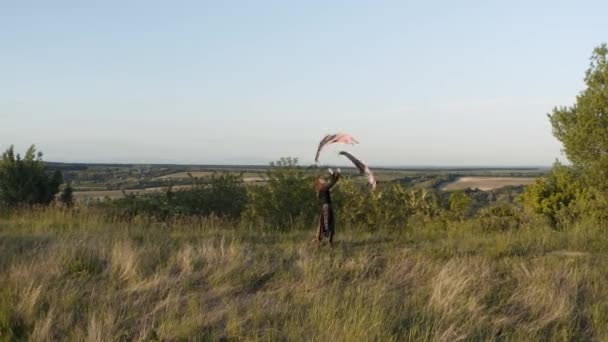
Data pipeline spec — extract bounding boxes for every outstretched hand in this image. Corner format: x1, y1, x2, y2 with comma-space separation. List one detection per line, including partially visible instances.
333, 168, 342, 182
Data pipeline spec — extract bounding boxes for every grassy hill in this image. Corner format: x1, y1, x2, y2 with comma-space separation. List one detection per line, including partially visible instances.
1, 207, 607, 341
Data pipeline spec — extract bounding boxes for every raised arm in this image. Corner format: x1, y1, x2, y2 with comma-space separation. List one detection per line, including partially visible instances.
326, 170, 341, 190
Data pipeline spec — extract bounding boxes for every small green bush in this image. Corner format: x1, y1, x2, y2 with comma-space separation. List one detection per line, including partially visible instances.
448, 190, 471, 221
334, 180, 441, 230
244, 158, 317, 230
477, 203, 523, 231
520, 163, 584, 227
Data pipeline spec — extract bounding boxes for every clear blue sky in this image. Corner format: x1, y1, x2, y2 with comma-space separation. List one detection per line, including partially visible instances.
2, 1, 606, 166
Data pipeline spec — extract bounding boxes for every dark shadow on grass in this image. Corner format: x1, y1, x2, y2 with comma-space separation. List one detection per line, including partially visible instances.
0, 234, 54, 271
245, 271, 276, 293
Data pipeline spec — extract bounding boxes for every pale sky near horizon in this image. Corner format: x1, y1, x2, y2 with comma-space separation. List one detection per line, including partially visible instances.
2, 1, 607, 166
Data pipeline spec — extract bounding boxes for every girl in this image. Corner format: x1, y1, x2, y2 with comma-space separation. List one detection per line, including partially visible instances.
314, 168, 341, 245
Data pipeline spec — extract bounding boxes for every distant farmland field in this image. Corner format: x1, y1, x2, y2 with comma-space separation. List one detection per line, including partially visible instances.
74, 189, 138, 200
441, 176, 537, 191
73, 176, 267, 200
155, 171, 265, 182
154, 171, 216, 179
74, 186, 193, 200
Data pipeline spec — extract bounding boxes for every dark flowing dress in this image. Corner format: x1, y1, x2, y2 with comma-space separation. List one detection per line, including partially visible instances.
317, 173, 340, 243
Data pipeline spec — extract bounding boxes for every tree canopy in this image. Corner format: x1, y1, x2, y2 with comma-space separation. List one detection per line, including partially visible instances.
549, 44, 608, 187
0, 145, 63, 208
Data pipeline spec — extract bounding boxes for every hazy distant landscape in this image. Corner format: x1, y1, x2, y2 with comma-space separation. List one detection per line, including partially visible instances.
49, 162, 546, 200
441, 176, 538, 191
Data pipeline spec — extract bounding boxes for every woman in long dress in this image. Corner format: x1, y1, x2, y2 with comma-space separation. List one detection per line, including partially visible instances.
314, 169, 341, 245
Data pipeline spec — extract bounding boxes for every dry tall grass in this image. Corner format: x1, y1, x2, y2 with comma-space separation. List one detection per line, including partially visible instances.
1, 207, 608, 341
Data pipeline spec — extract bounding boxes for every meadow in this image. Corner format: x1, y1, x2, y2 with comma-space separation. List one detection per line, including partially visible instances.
3, 159, 598, 341
1, 206, 608, 341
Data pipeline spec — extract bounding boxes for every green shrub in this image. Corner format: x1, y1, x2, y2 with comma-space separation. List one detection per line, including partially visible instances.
0, 145, 63, 208
448, 191, 471, 221
244, 158, 316, 230
333, 180, 441, 230
477, 203, 523, 231
568, 188, 608, 223
106, 172, 247, 220
520, 162, 585, 226
59, 182, 74, 208
171, 173, 248, 218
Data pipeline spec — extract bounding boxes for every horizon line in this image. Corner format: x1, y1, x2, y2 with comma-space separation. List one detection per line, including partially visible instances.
45, 160, 552, 170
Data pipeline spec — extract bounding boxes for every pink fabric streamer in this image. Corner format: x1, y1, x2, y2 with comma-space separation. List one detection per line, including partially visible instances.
339, 151, 377, 190
315, 133, 359, 162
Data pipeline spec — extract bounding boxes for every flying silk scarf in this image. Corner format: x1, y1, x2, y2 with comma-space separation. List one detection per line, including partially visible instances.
315, 133, 359, 163
339, 151, 377, 190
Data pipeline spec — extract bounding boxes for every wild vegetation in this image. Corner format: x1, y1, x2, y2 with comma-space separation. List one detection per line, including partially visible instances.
521, 44, 608, 228
3, 207, 608, 341
0, 146, 65, 210
1, 44, 608, 341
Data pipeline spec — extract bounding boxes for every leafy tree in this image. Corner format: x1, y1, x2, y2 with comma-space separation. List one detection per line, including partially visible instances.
0, 145, 63, 207
549, 44, 608, 187
59, 182, 75, 208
